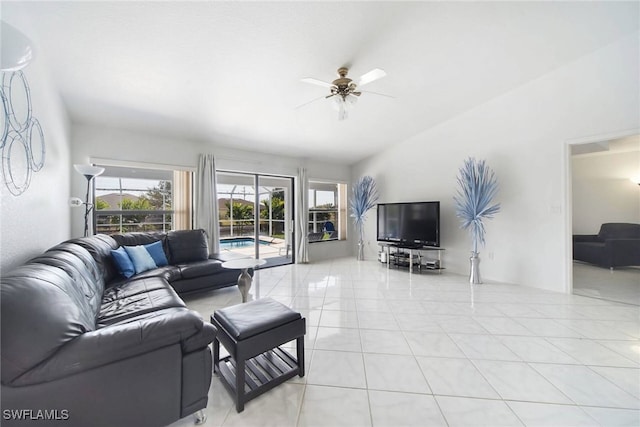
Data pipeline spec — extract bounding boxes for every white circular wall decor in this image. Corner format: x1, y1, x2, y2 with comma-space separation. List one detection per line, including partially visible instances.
2, 130, 32, 196
0, 90, 8, 149
0, 70, 45, 195
4, 71, 32, 132
27, 117, 44, 171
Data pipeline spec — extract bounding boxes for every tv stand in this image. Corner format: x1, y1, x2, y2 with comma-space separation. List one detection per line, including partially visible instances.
378, 242, 445, 274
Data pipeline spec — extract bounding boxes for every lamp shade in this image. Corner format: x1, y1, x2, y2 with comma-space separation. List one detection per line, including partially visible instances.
74, 164, 105, 179
1, 21, 34, 72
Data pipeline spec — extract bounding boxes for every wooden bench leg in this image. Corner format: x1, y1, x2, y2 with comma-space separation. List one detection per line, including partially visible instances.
296, 336, 305, 377
235, 358, 245, 412
213, 338, 220, 373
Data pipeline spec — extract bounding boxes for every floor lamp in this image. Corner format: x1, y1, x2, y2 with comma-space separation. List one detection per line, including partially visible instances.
72, 164, 105, 237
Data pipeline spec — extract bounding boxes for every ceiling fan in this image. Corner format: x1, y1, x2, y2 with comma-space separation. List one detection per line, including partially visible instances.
298, 67, 390, 120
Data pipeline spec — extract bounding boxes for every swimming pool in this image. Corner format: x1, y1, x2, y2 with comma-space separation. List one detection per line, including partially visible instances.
220, 238, 271, 249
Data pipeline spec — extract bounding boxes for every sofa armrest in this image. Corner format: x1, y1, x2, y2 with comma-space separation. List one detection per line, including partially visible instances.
604, 238, 640, 265
10, 308, 216, 386
573, 234, 599, 243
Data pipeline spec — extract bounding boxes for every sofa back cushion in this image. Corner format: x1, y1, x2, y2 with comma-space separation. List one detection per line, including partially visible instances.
167, 229, 209, 264
67, 234, 120, 283
1, 263, 96, 384
111, 231, 166, 248
34, 243, 105, 314
598, 223, 640, 240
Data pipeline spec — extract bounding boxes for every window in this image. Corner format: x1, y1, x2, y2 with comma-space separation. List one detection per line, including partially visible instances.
308, 181, 347, 242
93, 166, 192, 234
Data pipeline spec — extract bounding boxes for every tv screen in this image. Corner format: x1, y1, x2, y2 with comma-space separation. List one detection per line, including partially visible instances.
377, 201, 440, 247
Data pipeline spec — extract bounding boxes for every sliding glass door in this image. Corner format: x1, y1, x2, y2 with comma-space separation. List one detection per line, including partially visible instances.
216, 171, 294, 267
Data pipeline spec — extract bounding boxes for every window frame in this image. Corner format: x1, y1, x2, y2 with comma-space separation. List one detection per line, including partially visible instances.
93, 167, 177, 235
307, 180, 347, 243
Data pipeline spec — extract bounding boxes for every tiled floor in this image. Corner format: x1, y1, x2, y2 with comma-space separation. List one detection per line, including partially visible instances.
170, 258, 640, 427
573, 262, 640, 306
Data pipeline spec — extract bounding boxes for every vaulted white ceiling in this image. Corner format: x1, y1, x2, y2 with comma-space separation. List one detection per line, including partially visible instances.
7, 1, 639, 164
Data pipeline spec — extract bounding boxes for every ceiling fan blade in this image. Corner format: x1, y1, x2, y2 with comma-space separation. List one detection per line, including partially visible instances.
294, 95, 327, 110
301, 77, 335, 88
360, 90, 395, 98
356, 68, 386, 87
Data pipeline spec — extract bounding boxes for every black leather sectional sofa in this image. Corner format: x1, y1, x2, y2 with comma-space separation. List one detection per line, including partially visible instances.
1, 229, 248, 427
573, 223, 640, 269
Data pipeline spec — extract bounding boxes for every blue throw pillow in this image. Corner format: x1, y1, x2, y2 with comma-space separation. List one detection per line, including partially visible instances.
144, 241, 169, 267
124, 245, 158, 274
111, 247, 135, 278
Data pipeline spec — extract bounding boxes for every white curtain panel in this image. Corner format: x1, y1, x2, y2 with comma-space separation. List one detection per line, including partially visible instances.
295, 167, 309, 263
194, 154, 220, 254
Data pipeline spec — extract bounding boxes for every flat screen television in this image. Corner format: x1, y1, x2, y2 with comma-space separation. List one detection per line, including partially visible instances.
377, 201, 440, 247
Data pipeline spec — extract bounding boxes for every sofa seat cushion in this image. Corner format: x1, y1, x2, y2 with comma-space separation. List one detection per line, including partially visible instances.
178, 259, 225, 279
98, 278, 185, 326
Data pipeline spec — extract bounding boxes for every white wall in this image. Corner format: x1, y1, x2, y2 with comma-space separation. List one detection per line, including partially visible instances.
572, 150, 640, 235
353, 32, 640, 292
70, 123, 352, 261
0, 13, 71, 272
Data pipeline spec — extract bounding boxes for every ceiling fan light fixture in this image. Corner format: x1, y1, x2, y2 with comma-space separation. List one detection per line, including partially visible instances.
330, 96, 343, 112
300, 66, 388, 120
345, 94, 358, 108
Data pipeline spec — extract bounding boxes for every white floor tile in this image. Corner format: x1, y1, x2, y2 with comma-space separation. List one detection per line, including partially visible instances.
363, 353, 431, 393
318, 310, 359, 328
473, 316, 536, 336
546, 337, 639, 367
472, 360, 572, 404
394, 313, 443, 333
435, 395, 524, 427
511, 317, 585, 338
306, 349, 367, 389
433, 315, 489, 334
449, 334, 521, 361
597, 340, 640, 365
298, 385, 371, 427
416, 356, 500, 399
590, 366, 640, 399
581, 407, 640, 427
221, 383, 304, 427
506, 401, 600, 427
314, 327, 361, 352
404, 331, 467, 358
368, 390, 447, 427
356, 311, 400, 330
360, 329, 413, 355
497, 335, 580, 364
531, 363, 640, 409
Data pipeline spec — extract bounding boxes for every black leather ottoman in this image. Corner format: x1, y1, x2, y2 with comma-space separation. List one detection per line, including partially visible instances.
210, 298, 306, 412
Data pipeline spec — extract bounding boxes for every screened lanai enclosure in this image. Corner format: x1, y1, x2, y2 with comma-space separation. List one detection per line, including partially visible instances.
216, 171, 294, 267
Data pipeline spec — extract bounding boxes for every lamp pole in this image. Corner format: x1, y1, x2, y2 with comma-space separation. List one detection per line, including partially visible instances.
73, 164, 105, 237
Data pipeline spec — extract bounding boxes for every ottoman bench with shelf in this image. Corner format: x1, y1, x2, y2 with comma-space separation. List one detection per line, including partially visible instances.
210, 297, 306, 412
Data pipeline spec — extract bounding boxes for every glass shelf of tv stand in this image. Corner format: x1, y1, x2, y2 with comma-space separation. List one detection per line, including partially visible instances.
379, 243, 445, 274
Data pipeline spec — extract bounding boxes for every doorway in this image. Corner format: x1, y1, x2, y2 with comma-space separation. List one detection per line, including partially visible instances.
567, 133, 640, 305
216, 171, 294, 268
